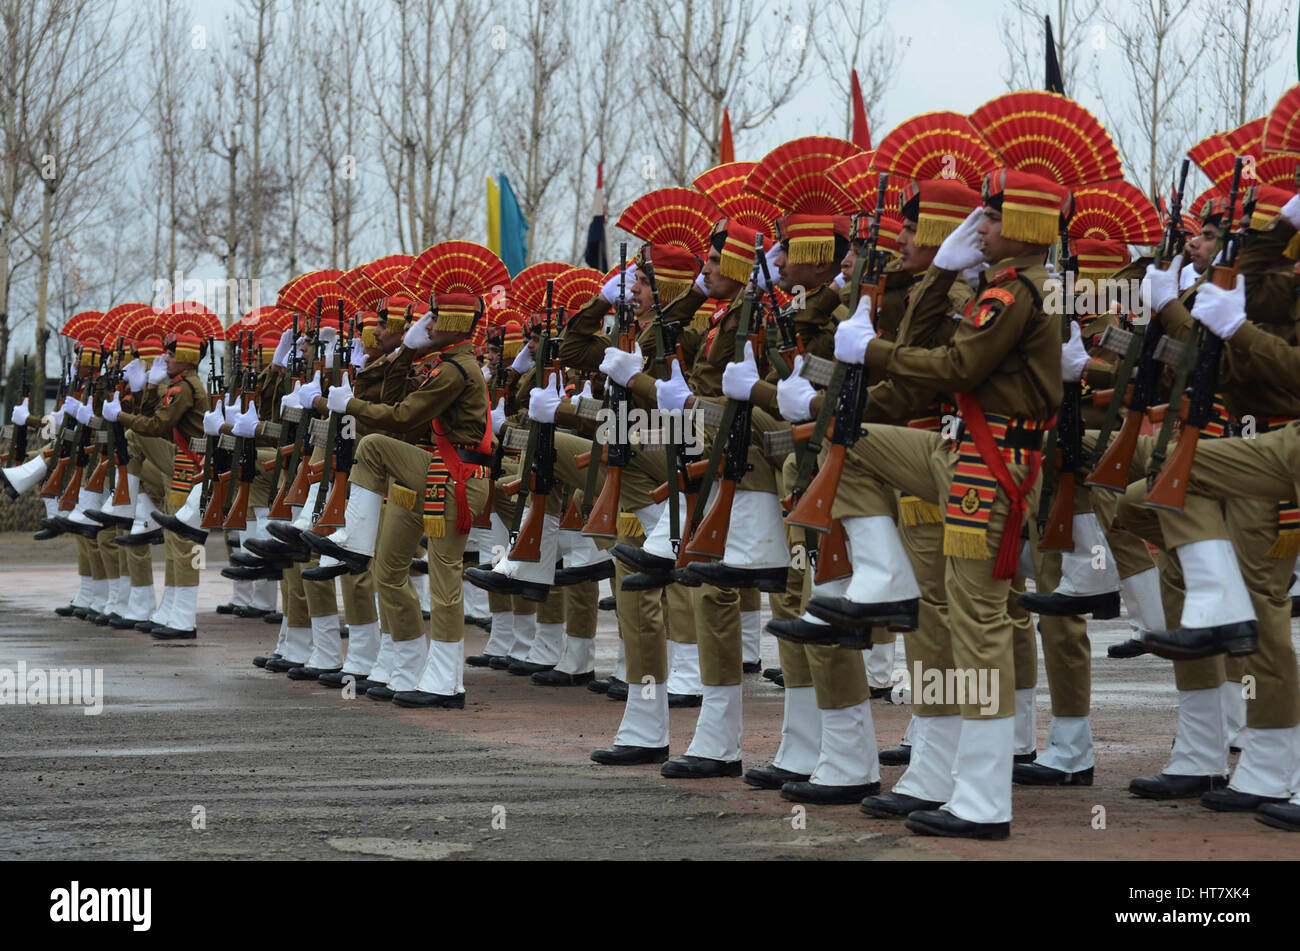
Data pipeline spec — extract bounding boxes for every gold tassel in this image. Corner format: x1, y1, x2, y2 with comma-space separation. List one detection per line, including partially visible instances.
1284, 231, 1300, 260
786, 236, 836, 266
899, 496, 943, 526
388, 483, 418, 512
656, 277, 693, 302
1265, 531, 1300, 559
914, 216, 960, 249
944, 525, 991, 559
690, 310, 711, 332
168, 490, 188, 509
423, 515, 446, 538
1000, 204, 1060, 246
617, 511, 645, 539
720, 254, 753, 285
361, 327, 377, 349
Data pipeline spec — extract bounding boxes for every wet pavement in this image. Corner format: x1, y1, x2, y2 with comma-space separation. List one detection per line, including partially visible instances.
0, 539, 1296, 860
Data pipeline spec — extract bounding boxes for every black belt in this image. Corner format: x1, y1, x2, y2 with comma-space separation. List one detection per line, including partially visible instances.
952, 421, 1045, 451
455, 446, 494, 467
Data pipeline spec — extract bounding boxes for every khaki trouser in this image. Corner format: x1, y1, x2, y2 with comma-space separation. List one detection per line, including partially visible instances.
615, 536, 667, 684
122, 432, 166, 588
1027, 524, 1089, 717
351, 432, 487, 644
1009, 576, 1038, 692
538, 590, 566, 625
834, 425, 1042, 720
664, 584, 696, 644
565, 580, 598, 639
899, 514, 961, 716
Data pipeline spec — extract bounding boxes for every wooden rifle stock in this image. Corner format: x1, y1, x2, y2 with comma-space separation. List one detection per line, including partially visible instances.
222, 479, 251, 530
57, 461, 85, 511
672, 488, 704, 569
684, 477, 735, 559
1039, 472, 1076, 551
582, 465, 622, 538
312, 468, 350, 531
201, 471, 231, 528
813, 519, 852, 583
1142, 425, 1199, 511
1085, 410, 1143, 492
86, 456, 111, 494
281, 453, 315, 506
509, 490, 548, 561
786, 442, 845, 533
111, 463, 131, 506
559, 494, 585, 531
40, 456, 70, 498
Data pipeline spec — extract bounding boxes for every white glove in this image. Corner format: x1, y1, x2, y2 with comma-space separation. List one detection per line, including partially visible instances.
599, 343, 643, 387
280, 381, 302, 415
578, 379, 593, 400
298, 370, 322, 409
122, 358, 146, 393
202, 403, 225, 436
349, 336, 367, 369
655, 360, 692, 413
490, 397, 506, 436
224, 394, 240, 419
272, 328, 295, 368
1061, 322, 1090, 382
933, 207, 985, 272
318, 325, 338, 348
510, 345, 536, 376
776, 356, 816, 422
232, 404, 259, 437
960, 262, 983, 288
1140, 254, 1180, 316
832, 272, 847, 289
63, 396, 82, 420
481, 363, 493, 381
11, 398, 29, 427
1191, 274, 1247, 341
403, 314, 433, 351
721, 341, 760, 401
1281, 193, 1300, 230
50, 404, 64, 427
101, 393, 122, 423
75, 401, 93, 425
756, 243, 782, 291
600, 263, 637, 303
834, 294, 877, 364
694, 272, 709, 295
326, 376, 354, 415
528, 374, 563, 424
147, 359, 169, 385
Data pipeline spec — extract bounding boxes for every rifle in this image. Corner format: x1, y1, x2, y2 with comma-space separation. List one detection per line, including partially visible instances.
1037, 234, 1081, 552
267, 314, 303, 518
313, 300, 352, 531
787, 174, 891, 534
1144, 155, 1245, 511
86, 340, 126, 496
511, 280, 559, 561
201, 332, 239, 528
223, 327, 261, 530
56, 347, 101, 511
7, 355, 30, 466
582, 245, 633, 539
280, 298, 326, 509
684, 233, 766, 559
476, 324, 511, 529
1083, 162, 1191, 491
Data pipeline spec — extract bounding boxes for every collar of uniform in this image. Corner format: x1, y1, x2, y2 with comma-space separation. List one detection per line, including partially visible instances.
980, 254, 1044, 284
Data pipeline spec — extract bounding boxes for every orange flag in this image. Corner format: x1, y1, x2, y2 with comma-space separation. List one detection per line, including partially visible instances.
720, 108, 735, 164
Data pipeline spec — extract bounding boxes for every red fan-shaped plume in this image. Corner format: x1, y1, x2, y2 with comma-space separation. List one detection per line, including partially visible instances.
276, 269, 353, 318
1187, 188, 1224, 221
828, 153, 907, 216
337, 264, 387, 311
968, 91, 1122, 187
692, 162, 782, 233
362, 254, 417, 298
1252, 152, 1300, 189
161, 301, 224, 342
225, 305, 285, 341
551, 267, 604, 313
1264, 84, 1300, 153
1188, 132, 1237, 189
615, 187, 718, 254
406, 240, 511, 299
868, 111, 1000, 190
102, 303, 154, 346
61, 311, 105, 343
508, 261, 571, 314
118, 307, 166, 347
746, 136, 864, 215
1226, 117, 1266, 158
1068, 181, 1163, 244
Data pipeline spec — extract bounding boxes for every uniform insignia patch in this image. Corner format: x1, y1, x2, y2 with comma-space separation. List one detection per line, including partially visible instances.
972, 287, 1015, 329
959, 487, 981, 516
991, 267, 1018, 285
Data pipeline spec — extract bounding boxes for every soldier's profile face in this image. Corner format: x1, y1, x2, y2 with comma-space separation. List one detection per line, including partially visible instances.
631, 272, 653, 316
1187, 224, 1217, 272
977, 207, 1004, 262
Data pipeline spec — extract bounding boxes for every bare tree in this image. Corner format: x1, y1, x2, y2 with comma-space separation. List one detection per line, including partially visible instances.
144, 0, 197, 282
1200, 0, 1290, 129
641, 0, 815, 184
812, 0, 906, 140
1000, 0, 1103, 93
1102, 0, 1197, 199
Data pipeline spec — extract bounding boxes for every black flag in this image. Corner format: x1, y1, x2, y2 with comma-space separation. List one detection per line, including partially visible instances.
1045, 15, 1065, 94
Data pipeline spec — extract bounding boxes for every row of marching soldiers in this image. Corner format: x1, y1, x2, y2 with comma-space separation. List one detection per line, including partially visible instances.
6, 87, 1300, 842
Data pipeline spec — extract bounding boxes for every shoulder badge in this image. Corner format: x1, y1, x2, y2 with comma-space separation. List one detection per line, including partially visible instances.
971, 287, 1015, 330
990, 267, 1019, 285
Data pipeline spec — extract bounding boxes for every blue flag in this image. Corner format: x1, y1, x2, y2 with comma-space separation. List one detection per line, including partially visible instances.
497, 173, 529, 276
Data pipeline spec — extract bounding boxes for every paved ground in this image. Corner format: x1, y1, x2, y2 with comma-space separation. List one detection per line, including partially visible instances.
0, 531, 1295, 860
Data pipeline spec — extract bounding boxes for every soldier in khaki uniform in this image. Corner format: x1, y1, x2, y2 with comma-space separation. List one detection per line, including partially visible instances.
308, 242, 499, 709
778, 168, 1070, 838
107, 314, 219, 639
